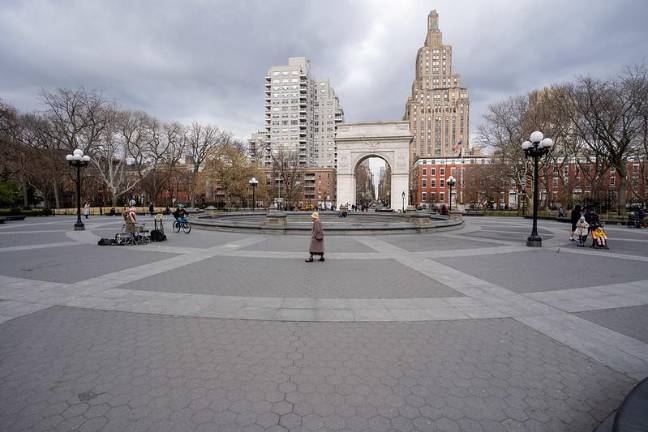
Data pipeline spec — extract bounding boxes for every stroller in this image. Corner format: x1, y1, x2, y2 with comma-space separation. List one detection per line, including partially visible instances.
590, 223, 609, 249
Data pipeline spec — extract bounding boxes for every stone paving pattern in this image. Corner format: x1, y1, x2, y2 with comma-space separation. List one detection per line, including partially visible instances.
576, 304, 648, 344
0, 215, 647, 431
0, 306, 636, 432
117, 256, 462, 299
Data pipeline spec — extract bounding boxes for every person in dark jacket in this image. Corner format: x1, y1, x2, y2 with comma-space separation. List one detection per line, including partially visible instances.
306, 212, 325, 262
570, 204, 582, 241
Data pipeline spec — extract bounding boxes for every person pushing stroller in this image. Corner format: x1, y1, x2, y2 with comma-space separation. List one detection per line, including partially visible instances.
574, 216, 589, 247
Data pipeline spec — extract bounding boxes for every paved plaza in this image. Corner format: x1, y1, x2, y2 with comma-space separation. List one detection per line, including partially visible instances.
0, 215, 647, 432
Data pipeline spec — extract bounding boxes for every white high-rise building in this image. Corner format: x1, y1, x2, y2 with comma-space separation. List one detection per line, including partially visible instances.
313, 79, 344, 168
263, 57, 343, 168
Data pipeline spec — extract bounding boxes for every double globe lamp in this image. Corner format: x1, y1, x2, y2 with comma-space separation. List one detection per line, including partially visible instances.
522, 131, 554, 247
65, 149, 91, 231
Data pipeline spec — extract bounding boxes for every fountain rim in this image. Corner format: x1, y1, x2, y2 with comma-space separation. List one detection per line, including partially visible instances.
191, 210, 464, 235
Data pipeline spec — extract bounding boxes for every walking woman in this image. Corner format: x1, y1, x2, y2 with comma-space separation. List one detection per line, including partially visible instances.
306, 212, 325, 262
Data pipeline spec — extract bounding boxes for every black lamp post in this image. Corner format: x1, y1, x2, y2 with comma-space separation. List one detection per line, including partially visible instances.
249, 177, 258, 212
522, 131, 554, 247
446, 175, 456, 212
65, 149, 90, 231
401, 190, 406, 212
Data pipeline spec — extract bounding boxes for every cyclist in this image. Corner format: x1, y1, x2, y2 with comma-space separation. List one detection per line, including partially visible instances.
172, 204, 188, 224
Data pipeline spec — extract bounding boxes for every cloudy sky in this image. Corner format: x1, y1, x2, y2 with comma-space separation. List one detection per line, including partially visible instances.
1, 0, 647, 145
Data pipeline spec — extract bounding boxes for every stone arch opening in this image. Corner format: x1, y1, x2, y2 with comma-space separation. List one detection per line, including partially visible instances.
353, 155, 391, 209
335, 122, 412, 211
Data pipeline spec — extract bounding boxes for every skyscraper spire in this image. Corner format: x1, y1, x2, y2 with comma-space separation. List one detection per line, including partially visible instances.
405, 10, 470, 159
428, 10, 439, 32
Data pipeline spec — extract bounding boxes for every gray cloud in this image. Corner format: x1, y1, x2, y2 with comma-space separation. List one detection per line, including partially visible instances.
1, 0, 647, 143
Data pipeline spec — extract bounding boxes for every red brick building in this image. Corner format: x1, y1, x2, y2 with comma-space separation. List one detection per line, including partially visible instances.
413, 156, 495, 210
412, 156, 647, 211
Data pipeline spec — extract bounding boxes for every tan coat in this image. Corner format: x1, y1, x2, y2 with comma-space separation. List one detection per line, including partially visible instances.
309, 219, 324, 254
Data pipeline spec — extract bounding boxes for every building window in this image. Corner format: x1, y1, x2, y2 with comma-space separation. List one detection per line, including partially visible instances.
440, 168, 445, 176
422, 192, 427, 202
422, 179, 427, 188
431, 168, 436, 176
440, 179, 445, 188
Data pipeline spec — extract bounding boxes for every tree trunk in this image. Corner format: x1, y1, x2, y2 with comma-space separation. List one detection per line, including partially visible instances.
53, 182, 60, 209
22, 178, 29, 207
617, 164, 627, 215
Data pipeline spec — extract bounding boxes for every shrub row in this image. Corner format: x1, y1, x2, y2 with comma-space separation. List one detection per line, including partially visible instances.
0, 208, 53, 217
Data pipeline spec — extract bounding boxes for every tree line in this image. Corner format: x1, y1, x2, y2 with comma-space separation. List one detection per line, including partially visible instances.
0, 88, 264, 209
477, 65, 648, 214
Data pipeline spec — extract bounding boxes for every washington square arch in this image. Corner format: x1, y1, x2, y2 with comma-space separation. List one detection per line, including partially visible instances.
335, 121, 412, 211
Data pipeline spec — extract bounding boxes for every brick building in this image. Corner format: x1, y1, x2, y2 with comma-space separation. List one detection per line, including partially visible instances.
413, 156, 494, 210
412, 157, 647, 211
264, 167, 336, 210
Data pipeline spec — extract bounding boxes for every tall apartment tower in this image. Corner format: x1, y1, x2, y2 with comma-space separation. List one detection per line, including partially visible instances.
263, 57, 344, 168
404, 10, 469, 160
313, 79, 344, 168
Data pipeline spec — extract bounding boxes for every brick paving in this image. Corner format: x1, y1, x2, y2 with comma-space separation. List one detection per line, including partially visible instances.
0, 215, 646, 431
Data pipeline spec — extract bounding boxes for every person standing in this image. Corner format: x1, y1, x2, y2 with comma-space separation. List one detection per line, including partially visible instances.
83, 202, 90, 219
306, 212, 324, 262
149, 202, 154, 216
123, 203, 137, 236
569, 204, 582, 241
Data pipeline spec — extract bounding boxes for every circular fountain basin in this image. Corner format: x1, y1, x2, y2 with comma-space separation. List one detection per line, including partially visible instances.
191, 211, 463, 235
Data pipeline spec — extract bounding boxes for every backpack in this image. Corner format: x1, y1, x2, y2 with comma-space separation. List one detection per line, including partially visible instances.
97, 238, 116, 246
150, 230, 167, 242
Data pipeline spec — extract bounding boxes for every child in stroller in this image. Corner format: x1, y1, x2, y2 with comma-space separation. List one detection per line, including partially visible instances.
574, 216, 589, 247
590, 223, 609, 249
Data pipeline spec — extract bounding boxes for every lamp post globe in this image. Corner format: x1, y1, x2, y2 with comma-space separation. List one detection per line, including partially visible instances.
65, 148, 90, 231
446, 176, 456, 212
248, 177, 258, 212
521, 131, 553, 247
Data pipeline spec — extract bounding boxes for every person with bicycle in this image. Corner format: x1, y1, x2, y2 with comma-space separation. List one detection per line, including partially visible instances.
172, 204, 192, 233
173, 204, 188, 224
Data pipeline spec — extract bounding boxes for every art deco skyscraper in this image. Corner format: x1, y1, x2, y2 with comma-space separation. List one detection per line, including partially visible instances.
404, 10, 469, 159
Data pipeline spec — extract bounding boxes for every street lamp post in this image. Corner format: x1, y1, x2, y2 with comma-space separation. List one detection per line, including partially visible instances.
522, 131, 554, 247
65, 148, 91, 231
249, 177, 258, 212
446, 176, 456, 212
401, 190, 406, 213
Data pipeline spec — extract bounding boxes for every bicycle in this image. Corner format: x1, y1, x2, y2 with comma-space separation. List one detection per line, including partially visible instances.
173, 217, 191, 234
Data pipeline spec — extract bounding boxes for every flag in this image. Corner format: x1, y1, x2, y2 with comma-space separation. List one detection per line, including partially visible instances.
453, 138, 463, 156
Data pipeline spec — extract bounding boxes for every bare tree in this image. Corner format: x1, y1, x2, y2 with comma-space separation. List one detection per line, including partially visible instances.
564, 67, 648, 214
270, 148, 303, 210
185, 122, 222, 207
16, 113, 69, 208
479, 96, 531, 211
41, 88, 109, 155
92, 108, 141, 207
